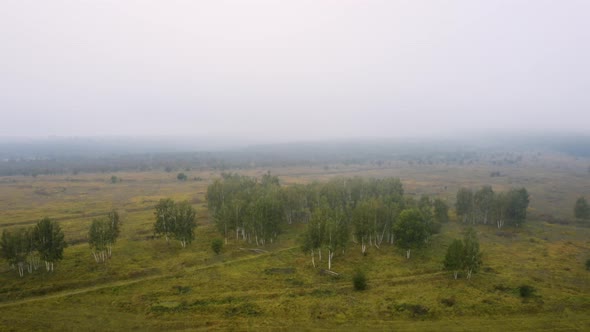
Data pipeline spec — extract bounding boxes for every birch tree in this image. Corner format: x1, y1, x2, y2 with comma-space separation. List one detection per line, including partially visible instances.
89, 219, 109, 263
463, 227, 482, 279
173, 201, 197, 248
33, 217, 67, 272
1, 229, 28, 277
392, 209, 429, 259
455, 188, 474, 223
154, 198, 176, 242
444, 239, 464, 279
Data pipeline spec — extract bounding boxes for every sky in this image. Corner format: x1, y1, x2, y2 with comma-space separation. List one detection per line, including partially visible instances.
1, 1, 589, 142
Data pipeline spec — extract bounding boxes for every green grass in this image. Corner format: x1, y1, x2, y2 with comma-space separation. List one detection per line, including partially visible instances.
1, 155, 589, 330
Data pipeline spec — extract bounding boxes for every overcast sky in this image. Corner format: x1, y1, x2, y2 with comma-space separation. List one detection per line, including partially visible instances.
1, 1, 588, 141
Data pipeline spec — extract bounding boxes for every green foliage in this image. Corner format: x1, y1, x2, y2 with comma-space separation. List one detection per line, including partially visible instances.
518, 285, 536, 298
1, 218, 67, 275
1, 228, 27, 271
455, 188, 473, 223
352, 269, 367, 291
88, 211, 121, 263
154, 198, 176, 241
173, 201, 197, 247
574, 196, 590, 220
34, 217, 67, 268
433, 198, 449, 223
586, 258, 590, 271
177, 172, 187, 181
455, 186, 529, 228
211, 238, 223, 254
444, 239, 464, 279
154, 199, 196, 247
393, 209, 429, 258
463, 227, 482, 279
110, 175, 118, 183
505, 188, 529, 226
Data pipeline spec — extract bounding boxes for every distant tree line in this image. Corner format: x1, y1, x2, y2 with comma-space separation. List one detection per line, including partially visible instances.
1, 140, 557, 177
455, 186, 529, 228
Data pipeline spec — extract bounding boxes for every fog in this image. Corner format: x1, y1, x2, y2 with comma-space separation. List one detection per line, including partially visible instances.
1, 1, 589, 141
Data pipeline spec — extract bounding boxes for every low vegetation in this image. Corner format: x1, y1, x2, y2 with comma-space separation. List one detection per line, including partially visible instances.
0, 152, 589, 330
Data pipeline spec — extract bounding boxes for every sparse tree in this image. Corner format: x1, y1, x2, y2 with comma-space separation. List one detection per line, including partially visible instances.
433, 198, 449, 223
154, 198, 176, 242
463, 228, 482, 279
211, 238, 223, 254
33, 217, 67, 272
105, 210, 121, 257
474, 186, 494, 224
444, 239, 464, 279
89, 219, 109, 263
455, 188, 473, 223
177, 172, 188, 181
173, 201, 197, 248
505, 188, 529, 227
88, 211, 120, 263
392, 209, 429, 259
1, 229, 28, 277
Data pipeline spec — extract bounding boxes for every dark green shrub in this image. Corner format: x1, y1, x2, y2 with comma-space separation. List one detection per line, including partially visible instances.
211, 239, 223, 254
585, 258, 590, 271
353, 270, 367, 291
518, 284, 536, 298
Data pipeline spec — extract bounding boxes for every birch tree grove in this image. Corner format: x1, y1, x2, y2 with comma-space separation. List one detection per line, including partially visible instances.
153, 199, 197, 248
88, 210, 121, 263
455, 186, 529, 228
1, 217, 66, 277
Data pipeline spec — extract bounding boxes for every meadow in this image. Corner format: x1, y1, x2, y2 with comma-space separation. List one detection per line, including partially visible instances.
0, 153, 589, 330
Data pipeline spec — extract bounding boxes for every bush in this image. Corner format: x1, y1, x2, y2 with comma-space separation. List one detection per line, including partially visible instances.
585, 258, 590, 271
440, 297, 456, 307
211, 239, 223, 255
353, 270, 367, 291
518, 284, 536, 298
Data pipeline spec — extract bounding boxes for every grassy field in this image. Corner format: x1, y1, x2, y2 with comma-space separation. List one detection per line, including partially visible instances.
0, 155, 589, 330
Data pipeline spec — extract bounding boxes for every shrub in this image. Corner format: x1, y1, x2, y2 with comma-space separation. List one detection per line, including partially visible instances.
353, 270, 367, 291
440, 297, 456, 307
518, 284, 536, 298
585, 258, 590, 271
211, 239, 223, 255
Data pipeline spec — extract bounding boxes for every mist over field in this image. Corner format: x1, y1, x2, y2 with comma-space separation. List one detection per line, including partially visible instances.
1, 1, 589, 140
1, 2, 590, 331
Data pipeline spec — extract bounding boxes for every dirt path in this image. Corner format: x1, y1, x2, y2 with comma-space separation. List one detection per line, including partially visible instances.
0, 246, 299, 309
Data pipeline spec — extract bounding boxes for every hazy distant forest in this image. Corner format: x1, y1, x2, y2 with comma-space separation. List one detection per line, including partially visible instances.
0, 137, 589, 330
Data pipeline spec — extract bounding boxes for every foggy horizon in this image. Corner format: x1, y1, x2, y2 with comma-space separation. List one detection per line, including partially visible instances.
2, 1, 589, 140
